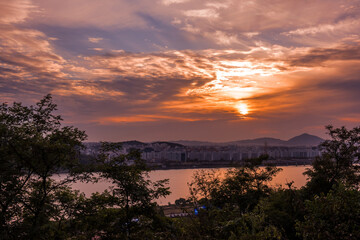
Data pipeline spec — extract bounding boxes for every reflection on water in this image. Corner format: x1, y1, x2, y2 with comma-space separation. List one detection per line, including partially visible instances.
53, 166, 310, 205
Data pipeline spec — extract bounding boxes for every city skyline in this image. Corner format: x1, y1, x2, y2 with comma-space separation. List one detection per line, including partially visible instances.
1, 0, 359, 142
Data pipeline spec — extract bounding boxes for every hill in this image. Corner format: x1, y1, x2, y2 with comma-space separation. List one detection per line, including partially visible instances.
170, 133, 324, 147
286, 133, 324, 146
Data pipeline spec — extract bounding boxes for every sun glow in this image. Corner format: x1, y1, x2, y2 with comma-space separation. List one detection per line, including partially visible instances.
184, 58, 290, 118
236, 103, 249, 115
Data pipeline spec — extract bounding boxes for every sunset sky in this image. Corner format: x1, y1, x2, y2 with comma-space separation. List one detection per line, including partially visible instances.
1, 0, 359, 142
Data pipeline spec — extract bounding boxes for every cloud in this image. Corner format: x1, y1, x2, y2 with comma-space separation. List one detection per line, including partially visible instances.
98, 114, 208, 124
283, 18, 360, 36
206, 2, 231, 9
0, 0, 69, 101
161, 0, 189, 5
243, 32, 259, 38
30, 0, 160, 29
88, 37, 103, 43
77, 44, 341, 119
212, 31, 241, 46
24, 0, 360, 51
184, 8, 219, 18
287, 42, 360, 66
0, 0, 35, 24
90, 48, 104, 51
1, 0, 360, 141
0, 27, 66, 78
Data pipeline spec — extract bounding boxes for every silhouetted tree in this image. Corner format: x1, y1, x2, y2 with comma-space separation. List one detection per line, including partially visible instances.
296, 184, 360, 240
304, 125, 360, 195
0, 95, 87, 239
90, 142, 171, 239
183, 155, 282, 239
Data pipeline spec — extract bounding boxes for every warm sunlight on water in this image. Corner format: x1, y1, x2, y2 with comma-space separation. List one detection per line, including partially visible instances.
54, 166, 309, 205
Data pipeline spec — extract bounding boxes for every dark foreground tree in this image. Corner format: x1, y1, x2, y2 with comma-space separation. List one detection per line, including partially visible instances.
304, 125, 360, 195
83, 142, 172, 239
181, 155, 282, 239
0, 95, 87, 239
296, 184, 360, 240
188, 155, 281, 211
257, 182, 305, 240
0, 96, 174, 240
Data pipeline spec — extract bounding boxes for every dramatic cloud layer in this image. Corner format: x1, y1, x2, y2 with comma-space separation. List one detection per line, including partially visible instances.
1, 0, 359, 141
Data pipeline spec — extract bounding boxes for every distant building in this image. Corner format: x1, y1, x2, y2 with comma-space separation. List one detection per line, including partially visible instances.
82, 141, 321, 163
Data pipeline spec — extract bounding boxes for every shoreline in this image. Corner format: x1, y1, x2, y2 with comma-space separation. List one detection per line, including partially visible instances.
149, 159, 313, 170
56, 159, 313, 173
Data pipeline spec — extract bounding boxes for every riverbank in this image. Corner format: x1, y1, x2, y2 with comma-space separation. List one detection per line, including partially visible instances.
148, 158, 313, 170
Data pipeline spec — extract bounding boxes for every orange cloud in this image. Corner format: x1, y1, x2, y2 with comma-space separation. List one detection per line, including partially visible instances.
1, 0, 360, 141
339, 114, 360, 123
98, 114, 211, 124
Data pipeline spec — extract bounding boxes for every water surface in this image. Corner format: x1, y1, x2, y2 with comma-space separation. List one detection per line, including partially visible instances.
54, 166, 310, 205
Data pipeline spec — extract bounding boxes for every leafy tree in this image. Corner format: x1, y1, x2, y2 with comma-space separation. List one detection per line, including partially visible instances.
258, 182, 305, 240
225, 210, 282, 240
0, 95, 175, 240
91, 142, 171, 239
188, 155, 281, 211
0, 95, 87, 239
304, 125, 360, 195
183, 155, 281, 239
188, 169, 221, 206
213, 156, 281, 211
296, 184, 360, 240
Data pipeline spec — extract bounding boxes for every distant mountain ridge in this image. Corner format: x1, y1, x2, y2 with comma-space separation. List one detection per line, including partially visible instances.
84, 133, 324, 147
171, 133, 324, 147
287, 133, 323, 146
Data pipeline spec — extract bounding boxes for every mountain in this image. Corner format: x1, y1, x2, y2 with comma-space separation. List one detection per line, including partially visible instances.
121, 140, 147, 146
170, 133, 324, 147
227, 137, 286, 146
151, 141, 184, 148
170, 140, 218, 146
286, 133, 324, 146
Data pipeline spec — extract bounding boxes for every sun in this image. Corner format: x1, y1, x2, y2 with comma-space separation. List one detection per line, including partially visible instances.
235, 103, 249, 115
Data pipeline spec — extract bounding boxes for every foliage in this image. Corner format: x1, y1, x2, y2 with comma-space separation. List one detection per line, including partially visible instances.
0, 95, 87, 239
188, 169, 221, 205
213, 156, 281, 211
296, 184, 360, 240
189, 155, 281, 210
180, 155, 282, 239
304, 125, 360, 195
91, 142, 171, 239
0, 95, 173, 239
258, 183, 305, 240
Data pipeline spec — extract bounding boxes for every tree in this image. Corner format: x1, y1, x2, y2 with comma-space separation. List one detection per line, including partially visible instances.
183, 155, 282, 239
199, 155, 281, 211
91, 142, 171, 239
0, 95, 87, 239
296, 184, 360, 240
0, 95, 175, 240
257, 182, 305, 240
296, 125, 360, 239
219, 164, 280, 211
304, 125, 360, 195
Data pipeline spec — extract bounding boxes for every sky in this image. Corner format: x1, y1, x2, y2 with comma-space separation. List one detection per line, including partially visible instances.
0, 0, 359, 142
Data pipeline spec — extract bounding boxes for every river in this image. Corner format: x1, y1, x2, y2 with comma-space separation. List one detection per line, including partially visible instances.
54, 166, 310, 205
